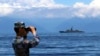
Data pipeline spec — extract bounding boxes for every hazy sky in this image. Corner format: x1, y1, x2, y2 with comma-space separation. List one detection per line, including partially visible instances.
0, 0, 100, 33
0, 0, 100, 18
55, 0, 92, 5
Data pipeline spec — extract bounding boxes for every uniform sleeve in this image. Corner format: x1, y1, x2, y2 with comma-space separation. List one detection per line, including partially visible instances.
28, 36, 40, 48
12, 36, 40, 48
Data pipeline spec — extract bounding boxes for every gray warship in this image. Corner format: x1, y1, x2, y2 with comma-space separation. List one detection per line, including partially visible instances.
59, 27, 84, 33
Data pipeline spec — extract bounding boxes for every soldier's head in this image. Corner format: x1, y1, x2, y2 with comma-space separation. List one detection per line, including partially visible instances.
14, 21, 25, 28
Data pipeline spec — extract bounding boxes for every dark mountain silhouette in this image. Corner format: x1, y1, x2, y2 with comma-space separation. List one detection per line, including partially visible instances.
0, 16, 100, 35
57, 17, 100, 32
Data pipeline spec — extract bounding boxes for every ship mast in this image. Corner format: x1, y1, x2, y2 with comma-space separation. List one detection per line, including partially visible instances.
71, 26, 73, 31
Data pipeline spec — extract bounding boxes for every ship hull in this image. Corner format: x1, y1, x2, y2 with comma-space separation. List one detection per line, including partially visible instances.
59, 31, 84, 33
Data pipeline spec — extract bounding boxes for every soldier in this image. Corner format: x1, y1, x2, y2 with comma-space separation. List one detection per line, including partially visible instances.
12, 22, 40, 56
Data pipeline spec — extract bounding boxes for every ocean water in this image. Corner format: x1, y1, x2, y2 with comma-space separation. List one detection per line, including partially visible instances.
0, 33, 100, 56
